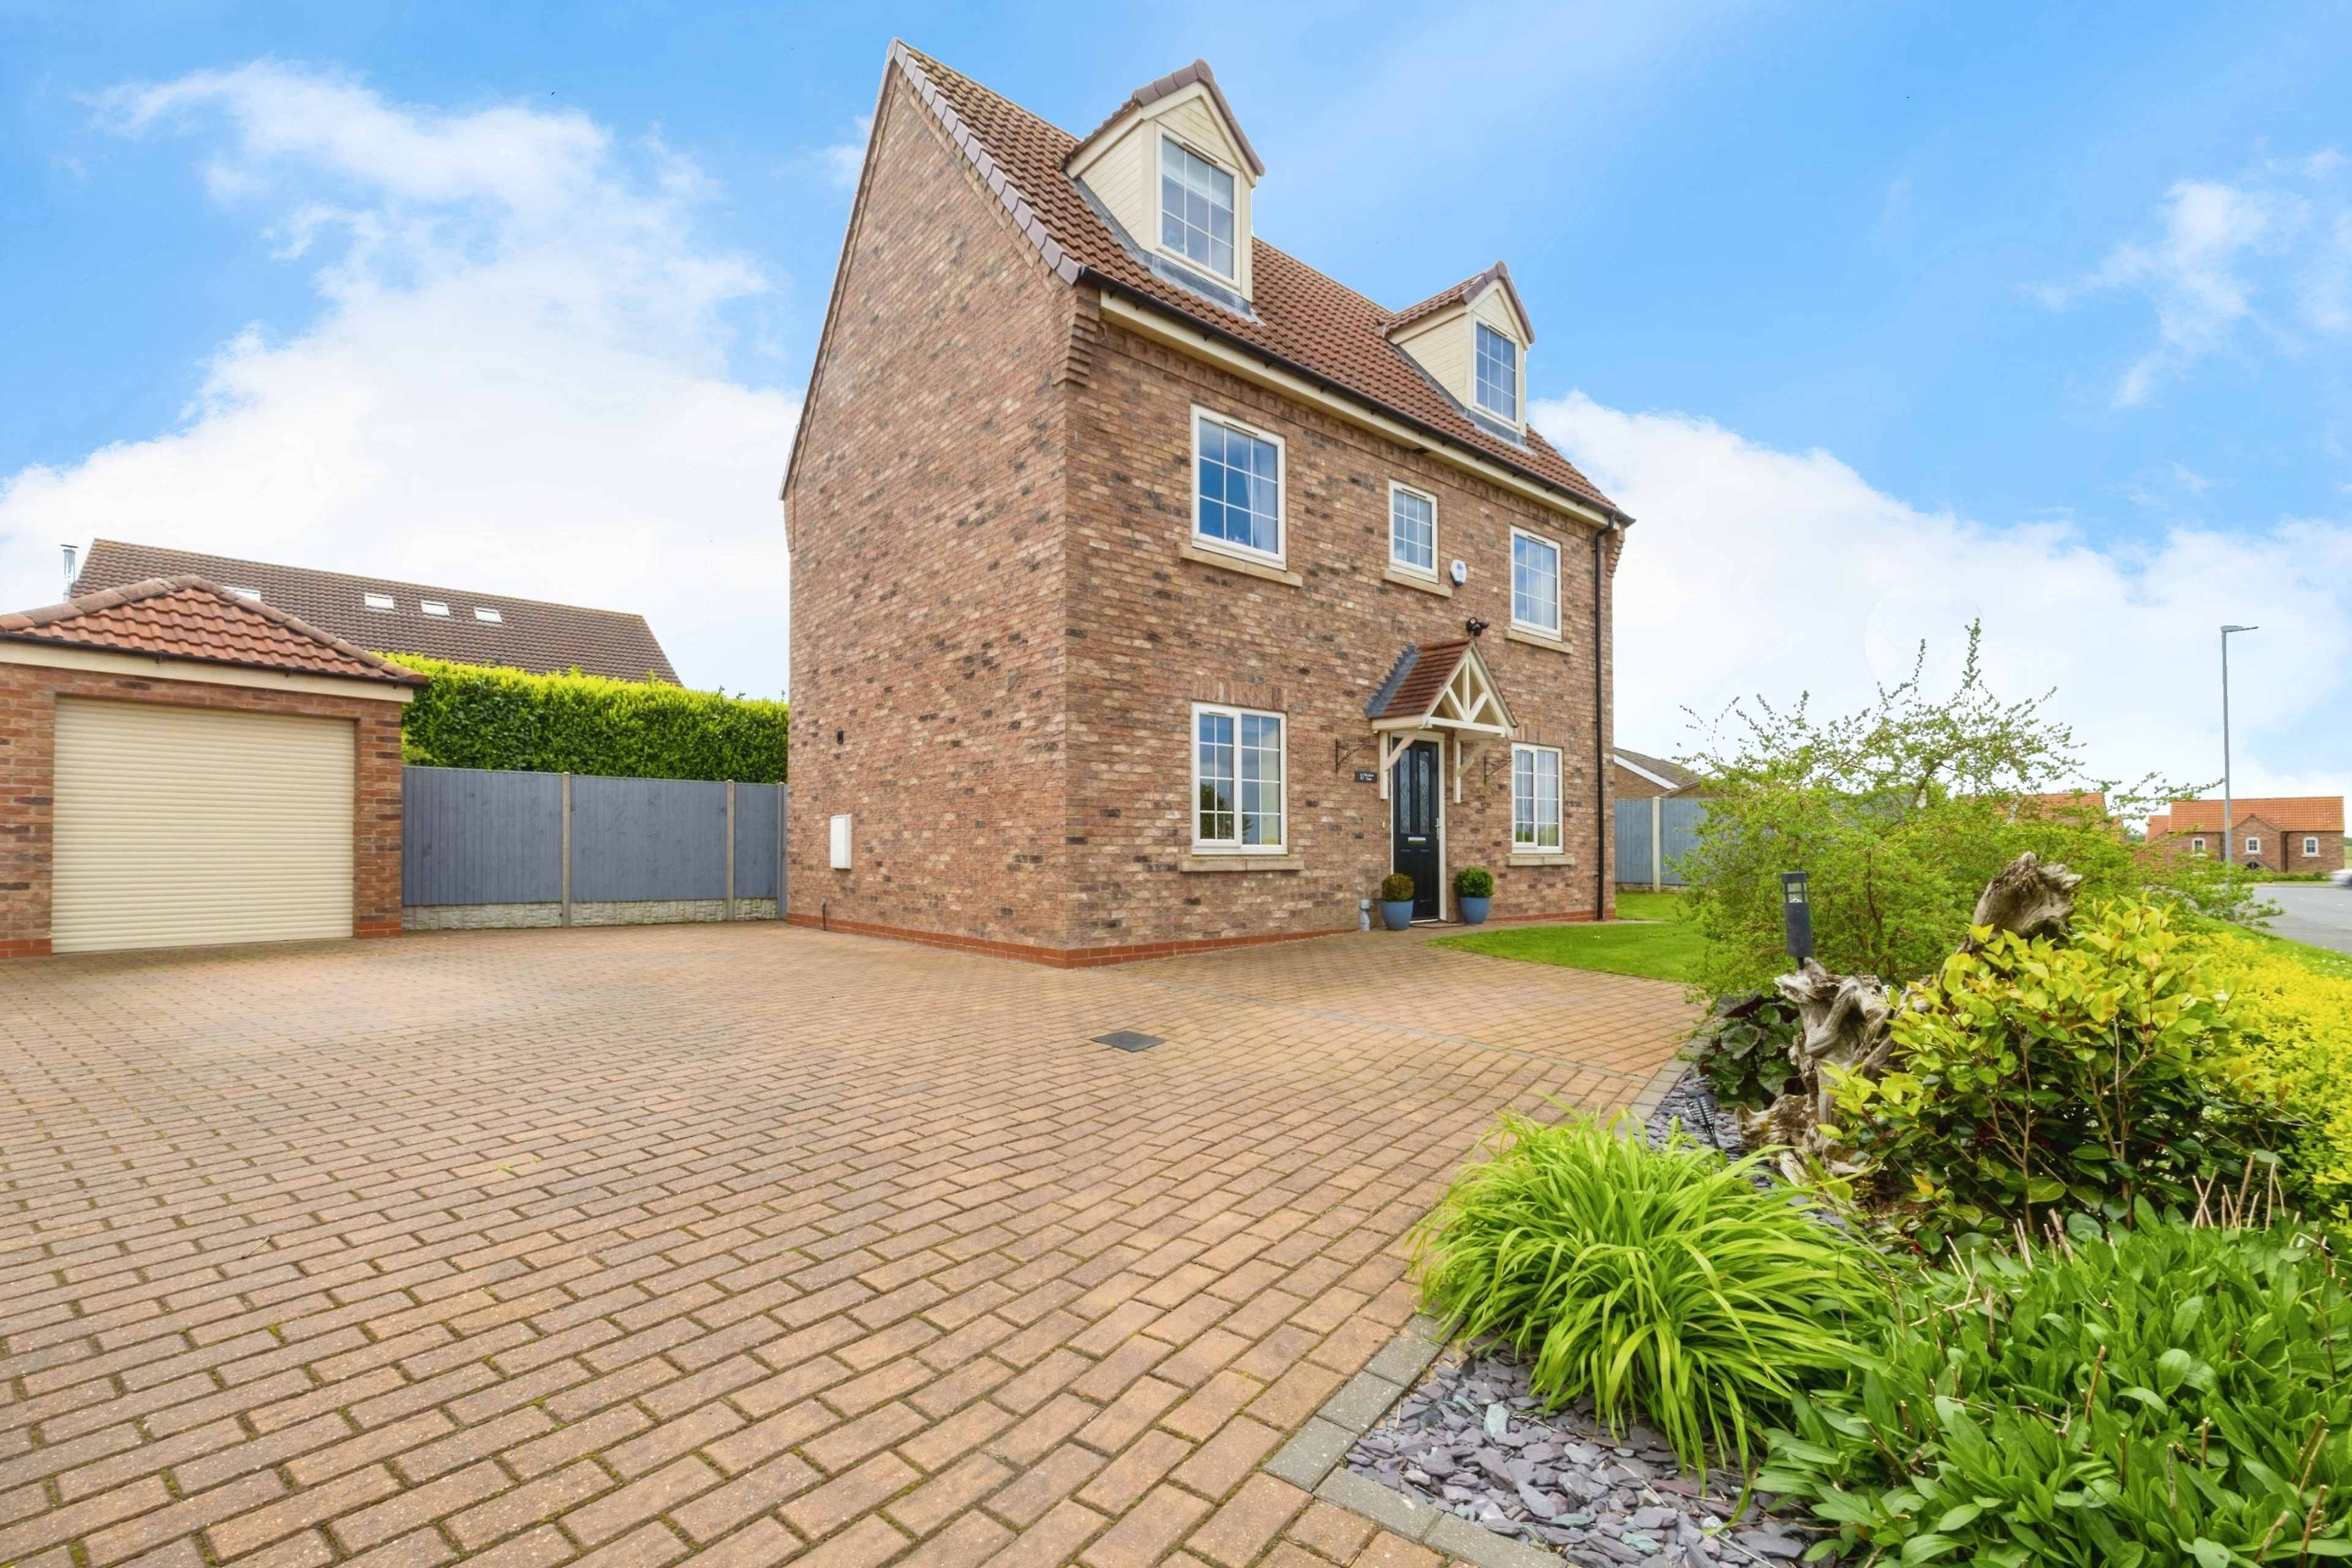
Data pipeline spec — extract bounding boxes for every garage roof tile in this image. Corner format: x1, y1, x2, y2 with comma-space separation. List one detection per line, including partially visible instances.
0, 576, 426, 687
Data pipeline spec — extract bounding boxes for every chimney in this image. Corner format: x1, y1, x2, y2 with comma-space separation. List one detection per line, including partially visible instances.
62, 543, 78, 598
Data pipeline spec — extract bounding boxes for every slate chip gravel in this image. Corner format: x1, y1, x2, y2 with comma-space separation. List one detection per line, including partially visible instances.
1344, 1348, 1828, 1565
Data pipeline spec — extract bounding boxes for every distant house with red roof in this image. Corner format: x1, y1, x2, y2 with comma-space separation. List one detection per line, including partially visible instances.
2145, 797, 2345, 872
781, 47, 1633, 957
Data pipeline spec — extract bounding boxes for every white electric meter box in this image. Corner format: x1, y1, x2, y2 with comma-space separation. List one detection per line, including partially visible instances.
828, 813, 853, 870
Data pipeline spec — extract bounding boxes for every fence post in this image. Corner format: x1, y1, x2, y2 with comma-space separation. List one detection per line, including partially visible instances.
1651, 796, 1663, 894
725, 780, 737, 922
560, 772, 573, 926
775, 784, 785, 922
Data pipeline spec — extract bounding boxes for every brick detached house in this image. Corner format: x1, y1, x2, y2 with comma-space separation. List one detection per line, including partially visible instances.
783, 45, 1632, 966
2146, 797, 2346, 872
0, 576, 419, 957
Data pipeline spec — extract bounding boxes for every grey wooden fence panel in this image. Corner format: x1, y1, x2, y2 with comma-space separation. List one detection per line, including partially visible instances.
733, 783, 780, 900
1615, 799, 1654, 885
403, 767, 564, 906
1659, 798, 1707, 887
569, 776, 729, 902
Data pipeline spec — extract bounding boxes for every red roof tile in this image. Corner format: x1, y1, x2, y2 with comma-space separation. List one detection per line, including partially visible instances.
2158, 796, 2345, 833
0, 577, 424, 687
886, 45, 1620, 518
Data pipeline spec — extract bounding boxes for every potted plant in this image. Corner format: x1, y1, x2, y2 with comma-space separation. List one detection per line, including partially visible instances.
1378, 873, 1416, 930
1454, 867, 1494, 924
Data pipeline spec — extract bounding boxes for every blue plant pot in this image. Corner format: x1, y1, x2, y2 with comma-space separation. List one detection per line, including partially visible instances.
1457, 896, 1490, 925
1379, 900, 1415, 931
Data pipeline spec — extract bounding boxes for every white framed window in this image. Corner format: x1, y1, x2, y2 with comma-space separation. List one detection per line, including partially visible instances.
1389, 483, 1436, 575
1161, 137, 1237, 279
2246, 836, 2262, 854
473, 607, 503, 623
1512, 744, 1562, 851
2190, 837, 2207, 853
362, 592, 395, 611
1511, 528, 1561, 636
1193, 409, 1284, 562
420, 600, 451, 617
2305, 836, 2320, 858
1193, 704, 1286, 851
1475, 323, 1520, 421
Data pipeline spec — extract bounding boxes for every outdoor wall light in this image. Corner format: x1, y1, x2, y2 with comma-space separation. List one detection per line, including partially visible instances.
1781, 870, 1814, 961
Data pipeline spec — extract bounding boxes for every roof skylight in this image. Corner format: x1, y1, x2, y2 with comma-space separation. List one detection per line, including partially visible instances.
473, 607, 503, 623
363, 592, 396, 611
420, 600, 451, 617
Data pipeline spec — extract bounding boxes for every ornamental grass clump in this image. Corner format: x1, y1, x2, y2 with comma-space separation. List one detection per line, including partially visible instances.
1760, 1217, 2352, 1567
1409, 1110, 1882, 1476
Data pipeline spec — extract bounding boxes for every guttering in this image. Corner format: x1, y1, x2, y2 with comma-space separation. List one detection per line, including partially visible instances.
1093, 284, 1634, 532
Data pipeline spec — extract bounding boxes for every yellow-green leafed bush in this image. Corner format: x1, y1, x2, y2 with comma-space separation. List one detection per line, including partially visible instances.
2200, 932, 2352, 1216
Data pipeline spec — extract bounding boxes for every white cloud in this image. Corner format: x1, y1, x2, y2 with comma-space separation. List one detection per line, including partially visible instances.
0, 62, 801, 695
819, 116, 873, 189
2031, 154, 2351, 405
1539, 393, 2352, 803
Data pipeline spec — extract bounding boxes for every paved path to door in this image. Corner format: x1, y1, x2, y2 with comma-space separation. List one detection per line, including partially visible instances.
0, 924, 1695, 1568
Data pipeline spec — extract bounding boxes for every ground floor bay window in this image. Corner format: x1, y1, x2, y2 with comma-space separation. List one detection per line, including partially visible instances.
1194, 704, 1286, 852
1513, 743, 1562, 854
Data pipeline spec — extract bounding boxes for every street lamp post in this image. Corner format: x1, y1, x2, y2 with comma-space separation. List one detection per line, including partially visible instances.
2221, 625, 2257, 867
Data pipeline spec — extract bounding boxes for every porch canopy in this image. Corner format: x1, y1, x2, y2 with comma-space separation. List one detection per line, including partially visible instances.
1363, 638, 1515, 801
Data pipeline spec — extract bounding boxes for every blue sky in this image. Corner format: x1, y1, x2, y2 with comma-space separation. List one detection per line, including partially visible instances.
2, 1, 2347, 797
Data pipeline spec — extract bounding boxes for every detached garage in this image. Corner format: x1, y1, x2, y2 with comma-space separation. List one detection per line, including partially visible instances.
0, 575, 421, 957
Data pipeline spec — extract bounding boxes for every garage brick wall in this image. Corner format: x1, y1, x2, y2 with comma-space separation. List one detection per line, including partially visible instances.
0, 663, 405, 957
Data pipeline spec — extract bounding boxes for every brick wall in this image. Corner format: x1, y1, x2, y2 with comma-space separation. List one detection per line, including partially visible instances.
1058, 322, 1618, 951
782, 66, 1078, 951
0, 662, 405, 956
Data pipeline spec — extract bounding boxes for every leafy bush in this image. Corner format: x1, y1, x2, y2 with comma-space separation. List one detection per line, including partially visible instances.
1676, 627, 2185, 998
1455, 865, 1494, 899
1409, 1110, 1880, 1475
1761, 1218, 2352, 1567
2203, 932, 2352, 1218
1379, 872, 1415, 902
394, 655, 789, 781
1834, 898, 2277, 1251
1684, 992, 1803, 1110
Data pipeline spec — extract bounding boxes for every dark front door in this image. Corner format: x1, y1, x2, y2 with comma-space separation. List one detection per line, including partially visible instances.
1392, 740, 1442, 921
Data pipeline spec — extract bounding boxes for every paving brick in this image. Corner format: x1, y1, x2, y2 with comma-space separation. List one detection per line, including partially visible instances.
1080, 1483, 1215, 1568
981, 1442, 1103, 1528
0, 916, 1686, 1568
1285, 1500, 1377, 1562
1188, 1474, 1311, 1567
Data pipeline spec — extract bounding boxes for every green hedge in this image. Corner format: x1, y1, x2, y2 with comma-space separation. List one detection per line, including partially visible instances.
391, 655, 788, 781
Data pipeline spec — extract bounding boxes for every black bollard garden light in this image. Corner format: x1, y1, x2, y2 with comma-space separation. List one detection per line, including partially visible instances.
1781, 870, 1814, 962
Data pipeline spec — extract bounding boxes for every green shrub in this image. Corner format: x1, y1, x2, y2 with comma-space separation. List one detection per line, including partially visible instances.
1676, 625, 2187, 998
1379, 872, 1415, 902
1455, 866, 1494, 899
2203, 932, 2352, 1218
1761, 1218, 2352, 1567
1684, 992, 1803, 1110
393, 655, 788, 781
1409, 1110, 1880, 1476
1835, 898, 2277, 1251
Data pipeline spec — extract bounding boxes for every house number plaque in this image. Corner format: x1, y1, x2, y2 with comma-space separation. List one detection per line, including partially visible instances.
1354, 769, 1378, 783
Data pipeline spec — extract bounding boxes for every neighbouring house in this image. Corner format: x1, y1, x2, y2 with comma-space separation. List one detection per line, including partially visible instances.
2146, 797, 2346, 872
1613, 749, 1704, 799
72, 540, 679, 684
783, 45, 1630, 965
0, 576, 421, 957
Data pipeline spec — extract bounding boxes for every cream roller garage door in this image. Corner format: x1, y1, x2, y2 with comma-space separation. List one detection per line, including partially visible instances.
53, 699, 355, 953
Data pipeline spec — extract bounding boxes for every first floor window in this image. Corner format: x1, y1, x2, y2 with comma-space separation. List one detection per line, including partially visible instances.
2190, 837, 2207, 853
1390, 484, 1436, 574
1512, 745, 1561, 851
2304, 836, 2320, 857
2246, 836, 2262, 854
1195, 706, 1284, 848
1512, 530, 1560, 635
1196, 412, 1282, 558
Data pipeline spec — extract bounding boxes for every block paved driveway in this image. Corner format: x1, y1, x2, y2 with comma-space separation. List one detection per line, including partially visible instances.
0, 924, 1695, 1568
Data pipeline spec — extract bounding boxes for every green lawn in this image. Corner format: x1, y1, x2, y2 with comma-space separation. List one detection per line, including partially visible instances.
1434, 889, 1703, 983
2230, 922, 2352, 980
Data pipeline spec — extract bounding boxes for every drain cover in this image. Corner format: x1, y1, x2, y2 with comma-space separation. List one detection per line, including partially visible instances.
1093, 1030, 1163, 1052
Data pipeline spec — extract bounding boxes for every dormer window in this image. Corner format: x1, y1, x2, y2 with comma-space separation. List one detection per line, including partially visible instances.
1161, 140, 1236, 279
1476, 324, 1519, 421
